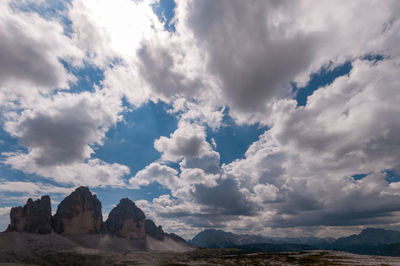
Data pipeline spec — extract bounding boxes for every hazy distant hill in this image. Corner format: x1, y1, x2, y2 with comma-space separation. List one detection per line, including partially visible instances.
272, 236, 335, 249
377, 242, 400, 256
190, 229, 333, 249
228, 243, 315, 253
190, 229, 276, 248
328, 228, 400, 255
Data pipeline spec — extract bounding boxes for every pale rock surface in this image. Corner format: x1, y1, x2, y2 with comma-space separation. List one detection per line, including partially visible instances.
7, 196, 52, 234
52, 186, 103, 235
105, 198, 146, 239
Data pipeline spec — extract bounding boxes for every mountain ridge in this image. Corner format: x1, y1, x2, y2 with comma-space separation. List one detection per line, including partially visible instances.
190, 228, 334, 249
327, 228, 400, 255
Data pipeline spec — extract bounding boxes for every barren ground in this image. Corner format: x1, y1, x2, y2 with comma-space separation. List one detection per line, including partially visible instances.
2, 249, 400, 266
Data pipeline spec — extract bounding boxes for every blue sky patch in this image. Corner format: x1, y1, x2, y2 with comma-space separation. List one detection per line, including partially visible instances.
61, 60, 104, 93
384, 170, 400, 183
152, 0, 176, 32
352, 173, 368, 180
294, 61, 352, 106
10, 0, 73, 36
93, 101, 178, 175
206, 109, 268, 164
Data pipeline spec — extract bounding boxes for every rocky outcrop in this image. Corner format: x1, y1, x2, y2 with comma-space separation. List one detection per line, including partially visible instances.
7, 196, 52, 234
5, 186, 191, 251
53, 186, 103, 235
145, 219, 164, 241
105, 198, 146, 239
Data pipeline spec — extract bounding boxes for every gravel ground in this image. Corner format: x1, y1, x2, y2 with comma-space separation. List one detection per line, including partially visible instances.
2, 249, 400, 266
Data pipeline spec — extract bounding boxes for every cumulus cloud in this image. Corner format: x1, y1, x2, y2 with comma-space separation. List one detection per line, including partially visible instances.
130, 162, 179, 190
130, 120, 255, 223
222, 58, 400, 229
0, 181, 75, 210
69, 0, 160, 66
0, 0, 82, 106
0, 181, 72, 196
133, 57, 400, 236
0, 0, 133, 188
4, 156, 129, 187
3, 91, 129, 186
2, 0, 400, 238
122, 0, 399, 124
131, 121, 221, 188
154, 122, 220, 173
0, 207, 12, 231
5, 92, 121, 166
0, 207, 11, 217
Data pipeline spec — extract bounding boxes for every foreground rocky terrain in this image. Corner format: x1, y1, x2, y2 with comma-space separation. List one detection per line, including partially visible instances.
2, 247, 400, 266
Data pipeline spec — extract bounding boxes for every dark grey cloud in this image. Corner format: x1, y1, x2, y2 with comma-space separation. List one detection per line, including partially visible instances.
16, 107, 95, 166
138, 43, 202, 99
269, 188, 400, 228
5, 92, 120, 166
181, 152, 220, 174
192, 178, 255, 216
184, 0, 317, 113
0, 1, 80, 99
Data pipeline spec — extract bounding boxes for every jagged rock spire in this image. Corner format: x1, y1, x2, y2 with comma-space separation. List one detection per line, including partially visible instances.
53, 186, 103, 235
7, 195, 52, 234
105, 198, 146, 239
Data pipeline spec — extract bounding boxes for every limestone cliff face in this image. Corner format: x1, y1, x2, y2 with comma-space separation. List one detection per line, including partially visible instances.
105, 198, 146, 239
5, 187, 190, 248
145, 219, 165, 241
7, 196, 52, 234
53, 186, 103, 235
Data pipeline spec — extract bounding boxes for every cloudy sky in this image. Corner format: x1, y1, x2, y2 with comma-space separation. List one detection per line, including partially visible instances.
1, 0, 400, 239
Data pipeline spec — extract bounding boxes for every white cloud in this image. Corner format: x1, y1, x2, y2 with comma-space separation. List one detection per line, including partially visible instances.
221, 58, 400, 229
168, 98, 225, 130
5, 92, 121, 165
4, 156, 129, 187
132, 57, 400, 237
0, 207, 12, 217
0, 0, 82, 107
69, 0, 160, 66
0, 181, 72, 196
180, 168, 218, 188
74, 0, 400, 237
155, 122, 217, 163
3, 91, 130, 187
1, 0, 400, 238
130, 162, 179, 190
0, 207, 12, 231
120, 0, 399, 125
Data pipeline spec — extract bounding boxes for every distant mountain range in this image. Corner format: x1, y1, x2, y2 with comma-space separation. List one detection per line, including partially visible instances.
327, 228, 400, 255
190, 229, 276, 248
190, 229, 332, 252
190, 228, 400, 256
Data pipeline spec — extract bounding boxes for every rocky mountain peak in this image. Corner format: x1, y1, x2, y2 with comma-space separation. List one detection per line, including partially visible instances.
7, 195, 52, 234
145, 219, 165, 241
105, 198, 146, 239
53, 186, 103, 235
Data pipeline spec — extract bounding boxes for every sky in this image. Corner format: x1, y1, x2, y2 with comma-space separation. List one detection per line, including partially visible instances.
0, 0, 400, 240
